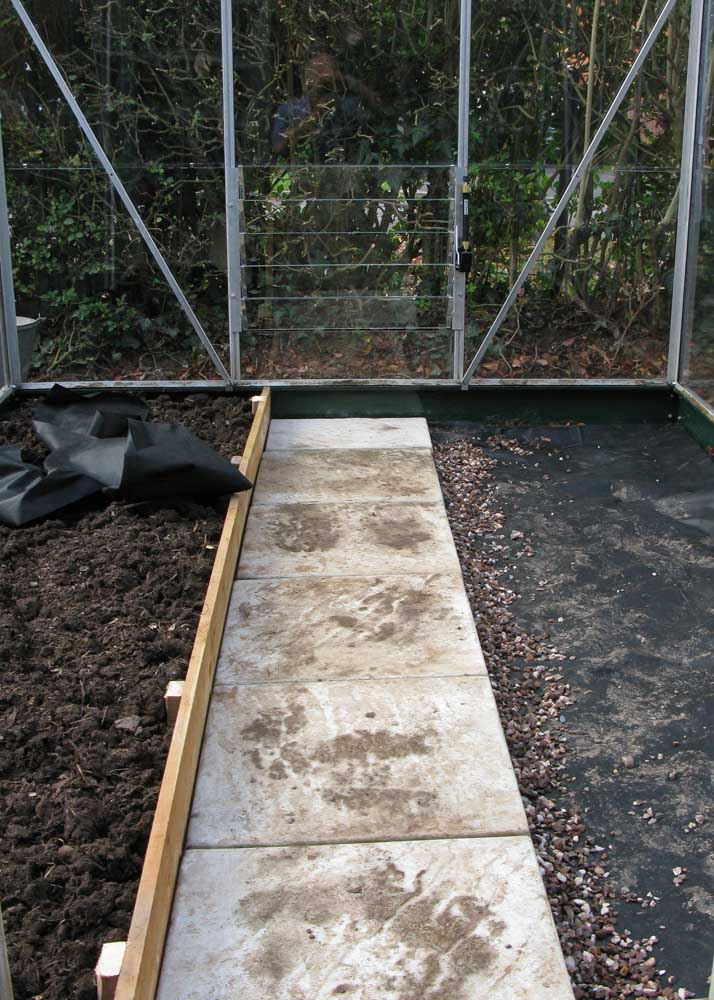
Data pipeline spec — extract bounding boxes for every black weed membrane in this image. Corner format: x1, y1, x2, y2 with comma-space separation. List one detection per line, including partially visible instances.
433, 420, 714, 995
0, 386, 251, 527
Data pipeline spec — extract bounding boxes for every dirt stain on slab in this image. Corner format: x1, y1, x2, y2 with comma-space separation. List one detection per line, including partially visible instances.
240, 701, 308, 745
241, 852, 502, 998
369, 516, 433, 551
359, 583, 433, 617
237, 698, 309, 775
311, 727, 436, 765
323, 785, 439, 815
238, 695, 440, 818
269, 506, 340, 553
325, 584, 434, 645
365, 862, 501, 999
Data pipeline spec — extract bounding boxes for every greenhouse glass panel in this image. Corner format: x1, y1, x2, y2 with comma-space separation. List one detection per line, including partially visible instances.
464, 0, 684, 382
5, 163, 229, 381
0, 125, 15, 393
0, 0, 229, 382
232, 0, 460, 379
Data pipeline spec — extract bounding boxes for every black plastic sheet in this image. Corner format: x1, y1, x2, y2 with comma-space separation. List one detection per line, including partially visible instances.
430, 419, 714, 990
0, 387, 252, 527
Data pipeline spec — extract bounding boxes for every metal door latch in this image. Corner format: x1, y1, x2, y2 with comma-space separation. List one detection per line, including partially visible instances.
456, 180, 473, 275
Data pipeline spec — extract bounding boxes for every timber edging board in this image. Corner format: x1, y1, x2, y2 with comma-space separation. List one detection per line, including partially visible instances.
677, 388, 714, 450
113, 387, 271, 1000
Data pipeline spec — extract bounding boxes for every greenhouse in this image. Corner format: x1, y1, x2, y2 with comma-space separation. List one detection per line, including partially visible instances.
2, 0, 714, 998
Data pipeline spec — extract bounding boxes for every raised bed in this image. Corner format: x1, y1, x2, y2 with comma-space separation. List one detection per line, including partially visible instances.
0, 392, 256, 1000
115, 387, 270, 1000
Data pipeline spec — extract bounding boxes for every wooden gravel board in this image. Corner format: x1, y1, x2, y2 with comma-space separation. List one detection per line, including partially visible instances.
114, 388, 271, 1000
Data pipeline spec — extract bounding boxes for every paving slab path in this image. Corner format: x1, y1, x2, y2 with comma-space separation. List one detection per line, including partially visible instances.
157, 417, 574, 1000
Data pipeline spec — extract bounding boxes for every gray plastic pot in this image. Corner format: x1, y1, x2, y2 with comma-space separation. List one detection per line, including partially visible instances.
16, 316, 41, 378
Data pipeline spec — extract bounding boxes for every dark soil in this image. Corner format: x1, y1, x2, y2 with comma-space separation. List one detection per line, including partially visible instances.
0, 393, 252, 1000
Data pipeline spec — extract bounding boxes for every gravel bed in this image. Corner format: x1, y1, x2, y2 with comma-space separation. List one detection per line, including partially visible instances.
433, 435, 694, 1000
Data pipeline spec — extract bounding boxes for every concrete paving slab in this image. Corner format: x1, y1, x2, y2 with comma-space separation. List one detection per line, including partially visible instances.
215, 574, 486, 686
237, 501, 462, 579
252, 448, 442, 505
187, 676, 526, 847
266, 417, 432, 451
157, 837, 575, 1000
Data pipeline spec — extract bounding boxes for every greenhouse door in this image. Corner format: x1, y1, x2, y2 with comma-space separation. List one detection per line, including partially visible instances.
223, 0, 472, 381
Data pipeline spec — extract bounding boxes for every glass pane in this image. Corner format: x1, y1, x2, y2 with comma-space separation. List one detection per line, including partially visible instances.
234, 1, 459, 166
238, 161, 454, 376
12, 0, 223, 168
466, 0, 684, 380
1, 0, 228, 381
233, 3, 459, 379
242, 329, 452, 379
244, 263, 449, 297
0, 321, 10, 390
245, 294, 448, 331
241, 164, 451, 300
6, 162, 228, 381
684, 172, 714, 404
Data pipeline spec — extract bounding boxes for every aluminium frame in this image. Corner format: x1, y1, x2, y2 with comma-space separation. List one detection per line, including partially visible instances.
669, 0, 707, 381
450, 0, 473, 380
0, 116, 21, 388
674, 0, 714, 385
221, 0, 243, 381
0, 0, 708, 395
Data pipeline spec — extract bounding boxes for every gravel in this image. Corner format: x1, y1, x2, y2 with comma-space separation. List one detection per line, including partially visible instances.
433, 435, 695, 1000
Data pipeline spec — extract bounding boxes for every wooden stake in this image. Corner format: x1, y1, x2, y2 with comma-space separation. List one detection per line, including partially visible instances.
95, 942, 126, 1000
163, 681, 184, 728
114, 388, 271, 1000
250, 394, 263, 415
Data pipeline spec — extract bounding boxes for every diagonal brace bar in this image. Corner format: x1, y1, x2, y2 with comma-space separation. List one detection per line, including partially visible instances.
461, 0, 678, 387
10, 0, 231, 382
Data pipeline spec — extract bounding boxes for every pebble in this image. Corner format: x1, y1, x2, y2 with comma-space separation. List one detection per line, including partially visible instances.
113, 714, 141, 733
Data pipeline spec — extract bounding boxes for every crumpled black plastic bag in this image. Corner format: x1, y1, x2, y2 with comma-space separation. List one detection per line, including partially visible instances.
33, 386, 150, 449
44, 418, 251, 500
0, 444, 100, 527
0, 386, 252, 527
